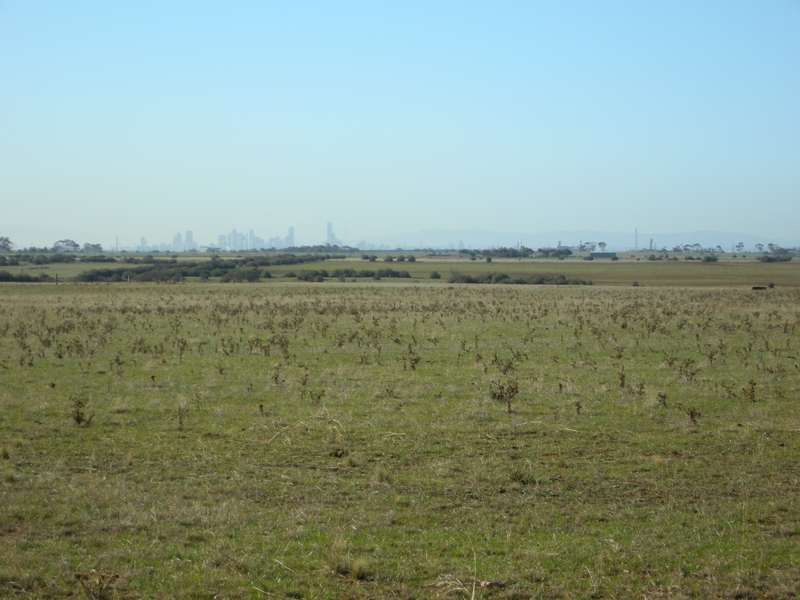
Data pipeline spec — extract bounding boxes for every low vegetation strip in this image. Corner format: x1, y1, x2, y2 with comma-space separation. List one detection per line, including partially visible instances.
295, 268, 412, 281
0, 270, 53, 282
448, 270, 591, 285
73, 254, 329, 282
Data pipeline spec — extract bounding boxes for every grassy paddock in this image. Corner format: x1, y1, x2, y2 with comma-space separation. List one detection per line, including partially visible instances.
327, 256, 800, 287
5, 252, 800, 287
0, 283, 798, 598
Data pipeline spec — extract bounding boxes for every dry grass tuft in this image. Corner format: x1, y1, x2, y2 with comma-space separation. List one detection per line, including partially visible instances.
350, 557, 370, 581
329, 536, 350, 576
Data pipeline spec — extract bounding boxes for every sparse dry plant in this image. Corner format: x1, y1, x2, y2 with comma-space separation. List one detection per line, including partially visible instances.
489, 377, 519, 413
74, 569, 119, 600
743, 379, 756, 402
71, 396, 92, 426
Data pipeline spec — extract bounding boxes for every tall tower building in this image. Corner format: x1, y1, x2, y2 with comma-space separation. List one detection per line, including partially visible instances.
286, 227, 295, 248
326, 222, 341, 246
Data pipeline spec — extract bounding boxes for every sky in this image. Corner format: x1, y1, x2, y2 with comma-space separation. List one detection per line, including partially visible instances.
1, 1, 799, 249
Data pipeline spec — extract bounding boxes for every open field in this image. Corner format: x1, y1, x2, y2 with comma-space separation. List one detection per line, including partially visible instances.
5, 252, 800, 287
312, 256, 800, 288
1, 282, 799, 598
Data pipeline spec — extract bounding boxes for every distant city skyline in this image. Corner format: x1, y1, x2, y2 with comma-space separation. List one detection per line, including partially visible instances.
3, 222, 798, 255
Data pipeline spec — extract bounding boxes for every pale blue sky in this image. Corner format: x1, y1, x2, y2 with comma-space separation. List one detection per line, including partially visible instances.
2, 1, 798, 248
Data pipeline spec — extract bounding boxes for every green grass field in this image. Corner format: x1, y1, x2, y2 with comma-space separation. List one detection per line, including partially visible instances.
1, 277, 798, 598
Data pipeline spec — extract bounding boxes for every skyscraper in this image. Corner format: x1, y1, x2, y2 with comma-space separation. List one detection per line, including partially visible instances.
285, 227, 295, 248
326, 222, 341, 246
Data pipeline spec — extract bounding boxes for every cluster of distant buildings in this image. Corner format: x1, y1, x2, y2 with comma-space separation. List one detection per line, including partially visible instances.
214, 227, 295, 252
172, 231, 196, 252
134, 225, 305, 253
135, 231, 197, 253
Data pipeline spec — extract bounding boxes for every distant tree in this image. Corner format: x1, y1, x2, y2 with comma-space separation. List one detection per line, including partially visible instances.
598, 242, 607, 251
736, 242, 745, 253
384, 255, 394, 262
83, 243, 103, 253
221, 268, 261, 283
407, 255, 416, 262
485, 256, 492, 263
0, 237, 13, 252
54, 239, 80, 252
715, 245, 724, 254
430, 271, 441, 279
767, 243, 775, 253
759, 247, 792, 263
755, 243, 764, 253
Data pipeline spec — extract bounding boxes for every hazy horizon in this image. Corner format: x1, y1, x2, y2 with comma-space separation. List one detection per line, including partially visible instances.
3, 222, 798, 253
2, 1, 798, 247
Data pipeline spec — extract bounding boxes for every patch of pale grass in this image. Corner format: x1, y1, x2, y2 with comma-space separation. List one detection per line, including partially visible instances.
350, 557, 370, 580
329, 535, 350, 576
374, 465, 392, 485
